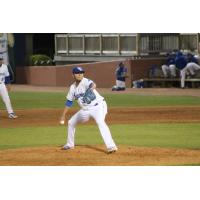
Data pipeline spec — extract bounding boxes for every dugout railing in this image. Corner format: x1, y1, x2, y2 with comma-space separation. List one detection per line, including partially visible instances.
54, 33, 199, 60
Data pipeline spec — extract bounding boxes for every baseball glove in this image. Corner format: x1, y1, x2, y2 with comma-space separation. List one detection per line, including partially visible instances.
82, 88, 96, 104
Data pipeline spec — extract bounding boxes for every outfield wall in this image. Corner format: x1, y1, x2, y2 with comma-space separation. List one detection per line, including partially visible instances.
16, 58, 165, 88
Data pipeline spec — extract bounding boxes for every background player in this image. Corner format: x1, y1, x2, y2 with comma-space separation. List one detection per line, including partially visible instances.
175, 51, 187, 89
0, 56, 18, 119
161, 52, 176, 78
175, 52, 200, 88
112, 62, 128, 91
184, 53, 200, 78
0, 33, 9, 65
60, 66, 118, 153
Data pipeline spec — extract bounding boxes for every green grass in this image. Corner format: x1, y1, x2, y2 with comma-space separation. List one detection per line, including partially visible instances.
179, 163, 200, 166
0, 91, 200, 109
0, 123, 200, 150
6, 91, 66, 109
104, 94, 200, 107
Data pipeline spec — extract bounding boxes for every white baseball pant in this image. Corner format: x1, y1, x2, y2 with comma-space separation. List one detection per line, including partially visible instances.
116, 80, 126, 88
0, 83, 14, 114
180, 63, 200, 88
161, 64, 176, 78
185, 62, 200, 75
65, 100, 117, 149
180, 69, 186, 88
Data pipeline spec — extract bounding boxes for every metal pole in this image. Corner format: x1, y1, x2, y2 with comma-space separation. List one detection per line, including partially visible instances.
178, 34, 181, 51
118, 34, 121, 55
100, 34, 102, 55
197, 33, 200, 54
83, 34, 85, 55
66, 34, 69, 55
54, 34, 58, 56
136, 33, 140, 55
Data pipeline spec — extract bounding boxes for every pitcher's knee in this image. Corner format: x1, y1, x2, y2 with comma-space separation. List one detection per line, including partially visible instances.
68, 119, 76, 127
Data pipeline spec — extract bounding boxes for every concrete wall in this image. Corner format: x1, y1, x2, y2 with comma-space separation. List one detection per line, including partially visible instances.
16, 58, 165, 87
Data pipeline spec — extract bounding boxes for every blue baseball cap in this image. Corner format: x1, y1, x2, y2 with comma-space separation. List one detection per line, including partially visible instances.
72, 66, 85, 74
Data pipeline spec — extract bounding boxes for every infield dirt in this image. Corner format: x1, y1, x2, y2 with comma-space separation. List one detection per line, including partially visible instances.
1, 106, 200, 128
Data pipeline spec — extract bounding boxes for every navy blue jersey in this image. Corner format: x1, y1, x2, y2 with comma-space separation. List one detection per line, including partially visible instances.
175, 55, 187, 70
116, 66, 127, 82
166, 55, 175, 66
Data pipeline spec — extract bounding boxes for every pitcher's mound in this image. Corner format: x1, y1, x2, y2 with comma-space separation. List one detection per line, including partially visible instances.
1, 145, 200, 166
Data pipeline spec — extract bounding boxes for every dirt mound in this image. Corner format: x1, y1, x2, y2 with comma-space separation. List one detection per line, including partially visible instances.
1, 145, 200, 166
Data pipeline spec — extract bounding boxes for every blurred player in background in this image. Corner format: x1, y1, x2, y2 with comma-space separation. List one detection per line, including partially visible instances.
0, 56, 18, 119
175, 51, 188, 88
184, 53, 200, 78
0, 33, 15, 82
112, 62, 128, 91
161, 52, 176, 78
175, 52, 200, 88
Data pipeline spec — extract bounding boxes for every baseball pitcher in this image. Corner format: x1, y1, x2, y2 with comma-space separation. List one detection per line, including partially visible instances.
59, 66, 118, 153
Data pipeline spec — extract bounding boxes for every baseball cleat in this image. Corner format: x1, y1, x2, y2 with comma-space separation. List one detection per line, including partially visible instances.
8, 113, 18, 119
61, 145, 74, 150
107, 146, 118, 154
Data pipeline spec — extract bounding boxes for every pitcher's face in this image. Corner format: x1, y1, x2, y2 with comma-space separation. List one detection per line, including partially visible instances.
73, 73, 84, 81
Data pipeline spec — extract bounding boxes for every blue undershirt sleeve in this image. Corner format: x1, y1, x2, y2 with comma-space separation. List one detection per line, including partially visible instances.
65, 100, 73, 107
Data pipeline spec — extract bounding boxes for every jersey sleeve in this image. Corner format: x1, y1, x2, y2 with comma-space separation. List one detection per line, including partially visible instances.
66, 85, 75, 101
86, 78, 94, 89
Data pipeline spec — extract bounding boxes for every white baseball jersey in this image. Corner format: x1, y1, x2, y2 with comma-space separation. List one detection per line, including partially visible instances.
67, 77, 104, 110
0, 64, 9, 83
0, 33, 8, 65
